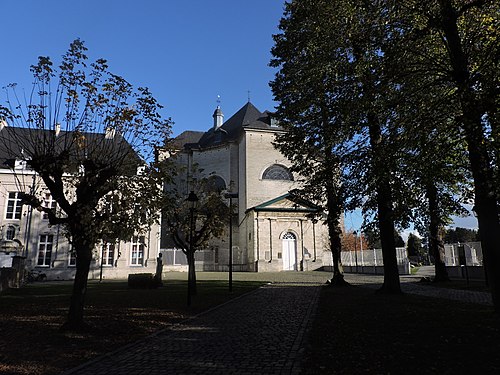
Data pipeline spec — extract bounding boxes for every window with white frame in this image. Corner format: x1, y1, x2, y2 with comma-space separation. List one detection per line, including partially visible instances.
37, 234, 54, 267
42, 193, 57, 220
5, 192, 23, 219
130, 236, 145, 266
68, 248, 77, 266
101, 242, 115, 266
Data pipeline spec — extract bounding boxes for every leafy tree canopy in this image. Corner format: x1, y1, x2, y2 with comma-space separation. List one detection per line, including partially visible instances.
444, 227, 480, 243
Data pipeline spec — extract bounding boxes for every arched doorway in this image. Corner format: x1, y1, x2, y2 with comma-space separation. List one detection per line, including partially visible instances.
282, 232, 297, 271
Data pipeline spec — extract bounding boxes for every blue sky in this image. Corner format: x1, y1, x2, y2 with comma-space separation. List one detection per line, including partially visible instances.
0, 0, 477, 234
0, 0, 285, 136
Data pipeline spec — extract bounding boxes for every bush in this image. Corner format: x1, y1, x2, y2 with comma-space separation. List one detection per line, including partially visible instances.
127, 273, 159, 289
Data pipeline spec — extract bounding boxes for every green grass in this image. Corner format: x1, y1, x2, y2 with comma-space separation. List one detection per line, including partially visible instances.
410, 266, 420, 275
410, 267, 420, 275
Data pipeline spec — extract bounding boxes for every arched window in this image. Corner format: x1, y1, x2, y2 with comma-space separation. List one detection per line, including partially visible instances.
262, 164, 293, 181
205, 175, 226, 193
282, 232, 296, 240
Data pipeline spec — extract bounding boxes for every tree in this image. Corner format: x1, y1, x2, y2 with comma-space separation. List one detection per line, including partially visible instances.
388, 0, 500, 308
342, 231, 368, 253
270, 0, 357, 286
407, 233, 424, 258
332, 0, 408, 293
444, 227, 480, 243
162, 171, 230, 304
393, 88, 471, 282
362, 226, 405, 250
0, 40, 171, 330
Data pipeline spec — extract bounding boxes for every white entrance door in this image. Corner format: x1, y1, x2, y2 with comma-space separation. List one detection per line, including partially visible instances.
282, 232, 297, 271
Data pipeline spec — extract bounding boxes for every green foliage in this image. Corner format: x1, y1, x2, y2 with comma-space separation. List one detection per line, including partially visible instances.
444, 227, 480, 243
363, 226, 406, 249
271, 0, 498, 254
407, 233, 424, 257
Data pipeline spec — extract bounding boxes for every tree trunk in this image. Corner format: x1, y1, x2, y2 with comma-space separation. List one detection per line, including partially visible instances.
466, 135, 500, 308
368, 113, 401, 294
324, 153, 348, 286
426, 182, 450, 282
439, 0, 500, 310
186, 251, 197, 305
189, 252, 197, 295
61, 238, 93, 331
328, 216, 348, 286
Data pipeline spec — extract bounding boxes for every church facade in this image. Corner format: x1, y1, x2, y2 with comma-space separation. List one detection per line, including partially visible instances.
161, 102, 332, 272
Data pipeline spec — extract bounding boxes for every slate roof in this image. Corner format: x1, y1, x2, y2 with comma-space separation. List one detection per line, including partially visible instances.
174, 102, 281, 150
0, 126, 141, 174
168, 130, 205, 150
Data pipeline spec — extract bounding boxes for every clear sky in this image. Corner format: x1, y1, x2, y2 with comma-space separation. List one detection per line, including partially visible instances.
0, 0, 285, 136
0, 0, 477, 233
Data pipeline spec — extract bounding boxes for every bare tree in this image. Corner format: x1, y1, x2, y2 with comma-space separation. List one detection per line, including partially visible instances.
0, 39, 172, 330
162, 171, 230, 305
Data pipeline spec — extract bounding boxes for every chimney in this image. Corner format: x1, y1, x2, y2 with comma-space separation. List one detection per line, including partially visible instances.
55, 122, 61, 136
0, 119, 7, 131
105, 127, 116, 139
213, 106, 224, 130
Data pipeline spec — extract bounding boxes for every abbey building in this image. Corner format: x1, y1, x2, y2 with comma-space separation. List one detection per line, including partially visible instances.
161, 102, 331, 272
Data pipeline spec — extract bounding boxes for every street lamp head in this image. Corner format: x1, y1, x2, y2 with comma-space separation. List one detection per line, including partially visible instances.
186, 190, 199, 203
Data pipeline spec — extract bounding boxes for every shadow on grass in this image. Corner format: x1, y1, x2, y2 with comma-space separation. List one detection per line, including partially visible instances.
301, 285, 500, 375
0, 279, 264, 375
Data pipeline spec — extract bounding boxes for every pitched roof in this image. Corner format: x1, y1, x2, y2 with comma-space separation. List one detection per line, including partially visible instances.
247, 193, 322, 214
0, 126, 141, 174
169, 130, 205, 150
190, 102, 281, 149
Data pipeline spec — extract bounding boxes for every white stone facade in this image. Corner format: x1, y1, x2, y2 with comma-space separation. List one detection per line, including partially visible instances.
0, 153, 161, 281
162, 102, 331, 272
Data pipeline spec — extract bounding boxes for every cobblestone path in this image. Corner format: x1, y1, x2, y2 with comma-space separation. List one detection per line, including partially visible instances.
64, 284, 321, 375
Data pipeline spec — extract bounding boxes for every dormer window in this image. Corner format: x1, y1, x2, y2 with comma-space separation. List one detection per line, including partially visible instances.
270, 116, 279, 128
14, 159, 28, 170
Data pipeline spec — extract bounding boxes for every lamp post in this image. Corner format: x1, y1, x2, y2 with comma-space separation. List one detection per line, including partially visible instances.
186, 190, 199, 306
225, 192, 238, 293
353, 230, 359, 273
99, 244, 104, 283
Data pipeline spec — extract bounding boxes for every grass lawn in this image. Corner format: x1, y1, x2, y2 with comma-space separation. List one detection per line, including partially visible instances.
0, 278, 264, 375
301, 285, 500, 374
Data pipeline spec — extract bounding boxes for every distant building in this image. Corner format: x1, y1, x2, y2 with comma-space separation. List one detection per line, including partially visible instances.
161, 102, 332, 272
0, 126, 161, 280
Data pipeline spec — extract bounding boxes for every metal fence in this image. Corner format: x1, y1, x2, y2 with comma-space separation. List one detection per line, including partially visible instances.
444, 242, 483, 266
341, 247, 408, 267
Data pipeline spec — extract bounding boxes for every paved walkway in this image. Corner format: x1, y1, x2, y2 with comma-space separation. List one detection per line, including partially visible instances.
64, 284, 321, 375
64, 271, 492, 375
343, 269, 493, 306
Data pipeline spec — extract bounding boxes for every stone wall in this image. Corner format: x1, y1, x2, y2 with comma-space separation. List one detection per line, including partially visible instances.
0, 268, 18, 293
